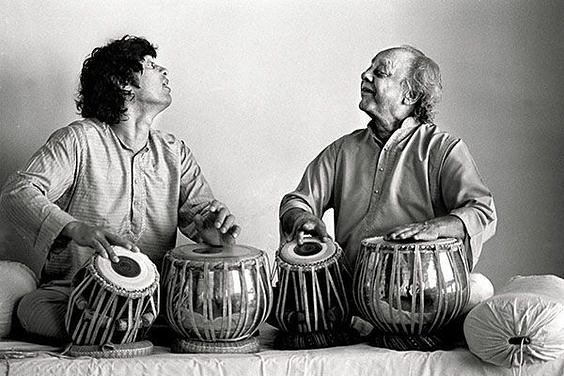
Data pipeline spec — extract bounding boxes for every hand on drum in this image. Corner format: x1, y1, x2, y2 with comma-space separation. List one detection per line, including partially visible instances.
385, 215, 465, 242
282, 208, 329, 245
385, 221, 440, 241
194, 200, 241, 246
61, 221, 140, 263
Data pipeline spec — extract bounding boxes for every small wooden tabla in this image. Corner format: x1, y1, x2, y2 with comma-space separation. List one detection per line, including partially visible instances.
65, 246, 160, 357
272, 238, 357, 349
354, 237, 470, 351
161, 244, 272, 353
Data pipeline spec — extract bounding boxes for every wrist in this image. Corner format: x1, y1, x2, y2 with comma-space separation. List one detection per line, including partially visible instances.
281, 208, 306, 236
426, 216, 465, 239
60, 221, 80, 238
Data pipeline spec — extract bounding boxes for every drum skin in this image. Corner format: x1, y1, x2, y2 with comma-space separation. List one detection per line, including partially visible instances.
354, 237, 470, 336
161, 244, 272, 343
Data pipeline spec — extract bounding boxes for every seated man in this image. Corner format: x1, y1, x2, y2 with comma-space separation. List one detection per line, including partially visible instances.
280, 45, 497, 319
0, 35, 240, 343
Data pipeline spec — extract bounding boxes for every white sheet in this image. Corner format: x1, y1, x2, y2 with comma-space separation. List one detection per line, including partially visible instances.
2, 325, 563, 376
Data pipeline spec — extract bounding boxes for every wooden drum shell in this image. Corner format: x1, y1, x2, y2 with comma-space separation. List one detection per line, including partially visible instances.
273, 239, 350, 335
65, 248, 160, 346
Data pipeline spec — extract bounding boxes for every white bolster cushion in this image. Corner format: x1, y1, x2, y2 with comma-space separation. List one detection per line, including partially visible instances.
464, 274, 564, 368
0, 260, 38, 338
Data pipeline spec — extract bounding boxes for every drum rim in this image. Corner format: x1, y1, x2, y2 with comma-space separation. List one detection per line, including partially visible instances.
276, 239, 343, 269
164, 252, 268, 271
167, 244, 263, 262
361, 236, 462, 252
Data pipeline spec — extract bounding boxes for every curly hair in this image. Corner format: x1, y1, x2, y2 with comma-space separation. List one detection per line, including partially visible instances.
398, 46, 443, 124
76, 35, 157, 125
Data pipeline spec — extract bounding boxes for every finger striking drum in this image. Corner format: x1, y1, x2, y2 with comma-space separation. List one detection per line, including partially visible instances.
354, 237, 470, 351
65, 246, 160, 357
272, 238, 357, 349
162, 244, 272, 353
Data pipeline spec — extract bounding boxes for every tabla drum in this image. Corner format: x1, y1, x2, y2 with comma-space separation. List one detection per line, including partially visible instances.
65, 246, 160, 358
353, 237, 470, 351
272, 238, 357, 349
161, 244, 272, 353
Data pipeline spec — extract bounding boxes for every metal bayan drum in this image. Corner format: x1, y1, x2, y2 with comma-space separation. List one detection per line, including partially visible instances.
65, 246, 160, 357
162, 244, 272, 353
272, 238, 356, 349
354, 237, 470, 351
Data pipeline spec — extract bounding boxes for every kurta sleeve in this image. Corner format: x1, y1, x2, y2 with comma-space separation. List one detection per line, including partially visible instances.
440, 140, 497, 269
0, 127, 80, 273
279, 142, 338, 219
176, 141, 215, 240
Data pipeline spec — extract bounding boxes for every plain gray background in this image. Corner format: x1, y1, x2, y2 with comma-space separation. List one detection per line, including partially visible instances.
0, 0, 562, 289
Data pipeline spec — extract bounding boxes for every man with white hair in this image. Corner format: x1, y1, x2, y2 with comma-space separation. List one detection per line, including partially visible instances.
279, 46, 497, 344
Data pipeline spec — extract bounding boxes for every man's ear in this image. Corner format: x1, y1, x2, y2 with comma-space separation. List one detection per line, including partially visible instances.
123, 74, 141, 91
403, 89, 420, 105
122, 79, 139, 102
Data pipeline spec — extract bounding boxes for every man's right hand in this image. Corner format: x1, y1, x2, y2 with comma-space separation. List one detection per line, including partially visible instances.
61, 221, 139, 263
281, 208, 329, 245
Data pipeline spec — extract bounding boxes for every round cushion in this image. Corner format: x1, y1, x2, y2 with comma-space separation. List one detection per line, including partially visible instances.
0, 261, 38, 338
462, 272, 495, 314
464, 274, 564, 368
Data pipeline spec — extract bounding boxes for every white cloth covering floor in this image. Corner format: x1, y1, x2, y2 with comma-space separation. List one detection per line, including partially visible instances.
1, 324, 563, 376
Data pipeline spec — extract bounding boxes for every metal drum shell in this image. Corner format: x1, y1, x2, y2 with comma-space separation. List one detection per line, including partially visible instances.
162, 244, 273, 343
353, 237, 470, 336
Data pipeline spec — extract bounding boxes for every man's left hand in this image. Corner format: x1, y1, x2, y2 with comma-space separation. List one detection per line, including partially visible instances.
385, 215, 465, 242
385, 222, 439, 241
194, 200, 241, 246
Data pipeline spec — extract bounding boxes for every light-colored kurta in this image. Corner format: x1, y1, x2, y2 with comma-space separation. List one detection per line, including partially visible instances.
280, 117, 497, 270
0, 118, 215, 280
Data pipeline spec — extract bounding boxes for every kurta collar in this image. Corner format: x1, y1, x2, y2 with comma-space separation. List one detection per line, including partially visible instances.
368, 117, 420, 148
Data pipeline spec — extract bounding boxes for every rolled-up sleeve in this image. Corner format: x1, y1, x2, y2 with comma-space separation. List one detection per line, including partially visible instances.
280, 143, 337, 219
177, 142, 215, 240
440, 140, 497, 269
0, 127, 79, 273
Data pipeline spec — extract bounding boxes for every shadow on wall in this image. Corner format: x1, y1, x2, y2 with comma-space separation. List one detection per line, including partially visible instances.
0, 69, 74, 276
0, 70, 75, 184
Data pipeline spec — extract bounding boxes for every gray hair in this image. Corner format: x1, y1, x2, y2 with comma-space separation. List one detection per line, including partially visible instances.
398, 45, 443, 124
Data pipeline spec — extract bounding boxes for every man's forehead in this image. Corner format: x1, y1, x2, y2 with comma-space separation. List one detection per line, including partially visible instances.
371, 49, 412, 72
372, 56, 394, 69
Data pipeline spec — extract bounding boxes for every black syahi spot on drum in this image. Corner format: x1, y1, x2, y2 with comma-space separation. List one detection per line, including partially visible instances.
111, 256, 141, 278
295, 242, 323, 257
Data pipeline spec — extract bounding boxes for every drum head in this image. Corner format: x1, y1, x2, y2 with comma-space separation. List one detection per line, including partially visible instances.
169, 244, 262, 262
94, 246, 157, 292
278, 238, 338, 265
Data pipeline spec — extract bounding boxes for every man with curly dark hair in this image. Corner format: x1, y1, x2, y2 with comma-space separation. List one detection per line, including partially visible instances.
278, 46, 497, 312
0, 35, 240, 343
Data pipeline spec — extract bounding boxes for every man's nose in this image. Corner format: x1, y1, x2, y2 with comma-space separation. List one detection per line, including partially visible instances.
361, 69, 373, 82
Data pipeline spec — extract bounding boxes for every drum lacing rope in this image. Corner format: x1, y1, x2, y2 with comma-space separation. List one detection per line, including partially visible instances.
511, 337, 527, 376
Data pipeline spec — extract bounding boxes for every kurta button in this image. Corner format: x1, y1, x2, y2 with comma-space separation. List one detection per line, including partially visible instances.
379, 168, 384, 171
